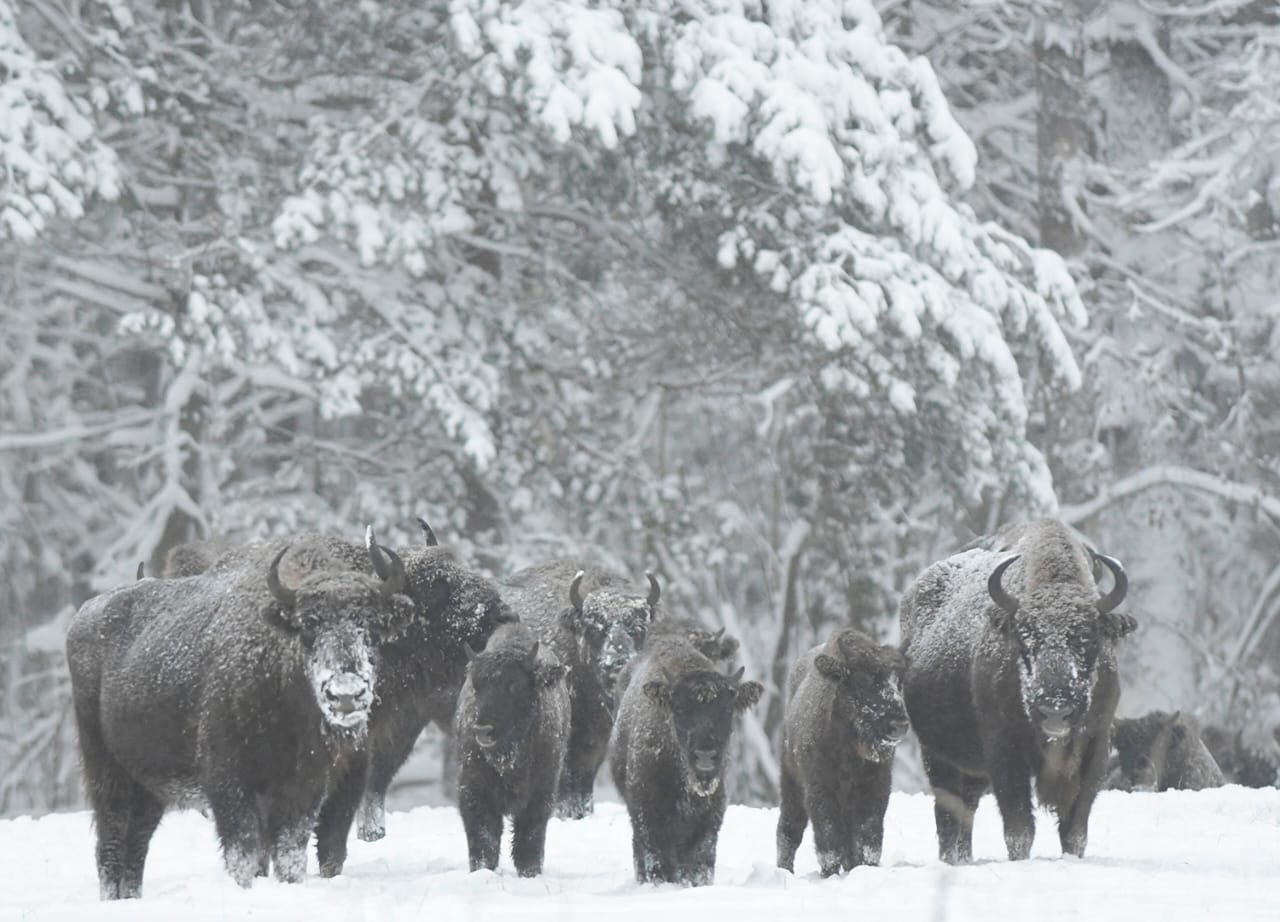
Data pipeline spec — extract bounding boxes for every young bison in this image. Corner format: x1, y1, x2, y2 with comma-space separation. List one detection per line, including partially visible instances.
614, 615, 739, 705
454, 623, 570, 876
1107, 711, 1224, 792
1200, 723, 1280, 788
610, 638, 762, 886
777, 629, 909, 875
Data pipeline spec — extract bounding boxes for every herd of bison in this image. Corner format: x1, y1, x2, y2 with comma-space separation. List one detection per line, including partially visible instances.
63, 517, 1279, 898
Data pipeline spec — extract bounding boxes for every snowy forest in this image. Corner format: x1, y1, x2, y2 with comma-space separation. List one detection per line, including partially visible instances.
2, 0, 1278, 817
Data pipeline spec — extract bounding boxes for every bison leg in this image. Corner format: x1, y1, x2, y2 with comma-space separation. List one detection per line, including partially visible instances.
775, 764, 808, 872
510, 798, 553, 877
923, 752, 984, 864
268, 818, 313, 884
208, 788, 267, 887
804, 783, 846, 877
683, 822, 719, 886
1058, 732, 1108, 858
358, 726, 419, 842
315, 753, 368, 876
630, 814, 671, 884
117, 787, 166, 899
74, 697, 147, 900
847, 777, 891, 869
555, 765, 595, 820
459, 791, 503, 872
988, 748, 1035, 861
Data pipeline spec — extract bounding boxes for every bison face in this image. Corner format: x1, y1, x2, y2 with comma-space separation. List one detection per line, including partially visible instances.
467, 640, 567, 760
643, 666, 762, 797
987, 552, 1133, 739
687, 625, 739, 663
570, 571, 661, 689
261, 545, 413, 731
814, 641, 910, 762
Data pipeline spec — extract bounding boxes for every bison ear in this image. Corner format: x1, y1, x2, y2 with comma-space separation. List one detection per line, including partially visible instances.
643, 680, 670, 709
260, 601, 300, 635
814, 654, 847, 681
735, 680, 763, 713
1100, 611, 1138, 641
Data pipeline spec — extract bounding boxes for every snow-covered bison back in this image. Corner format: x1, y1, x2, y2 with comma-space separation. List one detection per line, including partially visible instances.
900, 518, 1135, 863
65, 536, 414, 898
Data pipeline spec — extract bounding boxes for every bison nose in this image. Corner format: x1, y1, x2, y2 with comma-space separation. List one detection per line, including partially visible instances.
474, 725, 497, 749
1035, 702, 1076, 736
692, 749, 718, 772
323, 675, 369, 714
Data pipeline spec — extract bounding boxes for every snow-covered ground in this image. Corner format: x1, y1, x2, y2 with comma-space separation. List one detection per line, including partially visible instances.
4, 788, 1278, 921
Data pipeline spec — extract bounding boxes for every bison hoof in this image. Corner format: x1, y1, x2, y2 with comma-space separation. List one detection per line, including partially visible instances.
357, 823, 385, 843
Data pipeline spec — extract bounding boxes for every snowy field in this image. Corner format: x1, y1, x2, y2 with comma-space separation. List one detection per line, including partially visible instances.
4, 788, 1278, 921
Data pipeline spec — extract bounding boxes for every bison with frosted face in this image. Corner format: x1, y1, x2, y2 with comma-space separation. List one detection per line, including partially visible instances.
777, 629, 909, 875
455, 623, 570, 876
499, 559, 662, 818
66, 536, 413, 898
1106, 710, 1224, 792
900, 518, 1135, 863
610, 637, 762, 886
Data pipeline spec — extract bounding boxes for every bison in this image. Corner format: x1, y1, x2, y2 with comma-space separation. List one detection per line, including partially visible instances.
454, 622, 570, 876
499, 560, 662, 818
776, 628, 909, 876
614, 615, 739, 705
1106, 710, 1224, 792
900, 518, 1136, 863
66, 535, 413, 898
610, 637, 762, 885
1200, 723, 1280, 788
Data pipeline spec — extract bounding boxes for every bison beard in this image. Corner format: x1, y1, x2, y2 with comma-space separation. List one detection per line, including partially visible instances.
900, 518, 1136, 863
610, 638, 762, 886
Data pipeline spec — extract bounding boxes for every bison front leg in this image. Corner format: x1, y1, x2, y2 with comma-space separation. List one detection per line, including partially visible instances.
459, 792, 503, 872
775, 764, 808, 872
805, 784, 846, 877
208, 789, 267, 888
684, 822, 720, 886
923, 751, 985, 865
555, 764, 595, 820
847, 782, 890, 869
1058, 732, 1109, 858
511, 798, 554, 877
315, 754, 367, 877
988, 749, 1036, 861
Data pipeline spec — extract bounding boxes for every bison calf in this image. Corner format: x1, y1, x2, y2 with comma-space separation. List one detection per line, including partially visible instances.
777, 629, 909, 875
455, 623, 570, 876
610, 638, 762, 886
1107, 711, 1224, 792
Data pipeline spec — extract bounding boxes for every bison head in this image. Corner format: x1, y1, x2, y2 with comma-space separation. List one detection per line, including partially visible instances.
1111, 711, 1221, 791
466, 630, 567, 762
569, 569, 661, 688
987, 550, 1135, 738
813, 630, 909, 762
643, 666, 762, 797
261, 543, 414, 731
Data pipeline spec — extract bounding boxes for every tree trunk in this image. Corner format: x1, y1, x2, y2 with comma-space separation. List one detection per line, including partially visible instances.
1035, 4, 1092, 257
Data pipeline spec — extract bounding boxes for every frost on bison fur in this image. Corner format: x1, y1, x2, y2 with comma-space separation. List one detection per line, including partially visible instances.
900, 518, 1136, 863
454, 623, 570, 877
777, 629, 910, 876
610, 638, 762, 886
65, 536, 414, 899
499, 559, 662, 819
1107, 711, 1224, 792
614, 615, 739, 705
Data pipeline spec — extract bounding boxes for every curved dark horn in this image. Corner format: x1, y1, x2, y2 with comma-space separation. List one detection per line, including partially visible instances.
267, 546, 297, 609
416, 517, 438, 547
366, 526, 390, 581
1092, 551, 1128, 614
988, 555, 1021, 614
569, 570, 585, 611
526, 641, 540, 669
377, 544, 407, 598
136, 561, 145, 581
713, 627, 725, 642
646, 571, 661, 608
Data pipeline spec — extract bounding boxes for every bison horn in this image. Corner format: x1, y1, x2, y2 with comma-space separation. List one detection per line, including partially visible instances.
464, 642, 479, 661
713, 627, 725, 642
646, 571, 661, 609
1092, 551, 1128, 614
417, 517, 438, 547
987, 555, 1021, 614
136, 561, 145, 581
377, 544, 407, 598
267, 546, 297, 610
526, 641, 540, 670
570, 570, 586, 611
366, 528, 391, 582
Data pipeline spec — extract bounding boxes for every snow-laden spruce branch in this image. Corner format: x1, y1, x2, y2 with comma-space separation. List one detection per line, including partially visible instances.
1061, 465, 1280, 527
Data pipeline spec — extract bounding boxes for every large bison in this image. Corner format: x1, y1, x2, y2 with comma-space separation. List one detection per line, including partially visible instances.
66, 535, 413, 898
610, 637, 762, 885
499, 560, 662, 818
900, 518, 1135, 863
1106, 710, 1224, 791
777, 628, 909, 876
454, 622, 570, 876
